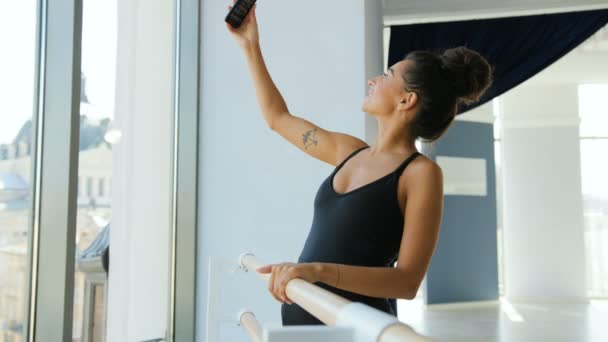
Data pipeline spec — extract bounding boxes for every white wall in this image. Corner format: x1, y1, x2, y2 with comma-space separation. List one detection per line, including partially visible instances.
500, 84, 587, 301
196, 0, 382, 340
107, 0, 175, 340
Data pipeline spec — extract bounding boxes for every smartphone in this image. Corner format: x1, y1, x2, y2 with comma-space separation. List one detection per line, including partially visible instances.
225, 0, 257, 28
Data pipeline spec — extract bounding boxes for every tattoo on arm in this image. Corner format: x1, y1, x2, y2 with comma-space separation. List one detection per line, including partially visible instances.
302, 129, 319, 150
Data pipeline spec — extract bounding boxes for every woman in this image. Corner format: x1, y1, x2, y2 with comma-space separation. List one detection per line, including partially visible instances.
226, 4, 492, 325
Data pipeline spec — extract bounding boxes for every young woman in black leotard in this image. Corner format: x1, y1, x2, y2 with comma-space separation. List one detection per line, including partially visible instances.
226, 3, 492, 325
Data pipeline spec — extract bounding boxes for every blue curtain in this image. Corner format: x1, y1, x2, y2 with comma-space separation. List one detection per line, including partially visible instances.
388, 9, 608, 114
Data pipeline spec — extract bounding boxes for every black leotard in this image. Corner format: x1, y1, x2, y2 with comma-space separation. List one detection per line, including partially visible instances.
281, 146, 422, 325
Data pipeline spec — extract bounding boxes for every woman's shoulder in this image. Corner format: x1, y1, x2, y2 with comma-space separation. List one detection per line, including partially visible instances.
400, 153, 443, 189
411, 152, 439, 169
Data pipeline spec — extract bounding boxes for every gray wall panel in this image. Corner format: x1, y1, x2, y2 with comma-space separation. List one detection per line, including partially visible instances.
425, 121, 499, 304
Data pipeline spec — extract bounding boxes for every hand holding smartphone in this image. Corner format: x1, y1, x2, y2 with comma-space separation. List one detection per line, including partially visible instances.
225, 0, 257, 28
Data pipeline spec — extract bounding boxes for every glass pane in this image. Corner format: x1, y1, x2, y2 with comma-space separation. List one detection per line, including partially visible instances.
73, 0, 116, 339
0, 0, 38, 340
579, 84, 608, 138
580, 139, 608, 297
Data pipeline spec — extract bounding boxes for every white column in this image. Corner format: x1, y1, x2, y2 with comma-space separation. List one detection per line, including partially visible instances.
197, 1, 382, 340
500, 84, 587, 301
107, 0, 175, 341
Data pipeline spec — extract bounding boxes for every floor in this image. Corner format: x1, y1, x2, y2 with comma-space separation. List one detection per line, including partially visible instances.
397, 298, 608, 342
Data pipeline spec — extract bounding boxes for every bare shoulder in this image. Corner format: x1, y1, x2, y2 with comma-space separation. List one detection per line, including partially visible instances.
406, 154, 442, 177
400, 154, 443, 192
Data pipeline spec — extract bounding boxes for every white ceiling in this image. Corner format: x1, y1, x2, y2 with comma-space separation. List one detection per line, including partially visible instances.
383, 0, 608, 85
383, 0, 608, 25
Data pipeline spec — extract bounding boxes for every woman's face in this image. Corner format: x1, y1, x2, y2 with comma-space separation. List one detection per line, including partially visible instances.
362, 60, 410, 117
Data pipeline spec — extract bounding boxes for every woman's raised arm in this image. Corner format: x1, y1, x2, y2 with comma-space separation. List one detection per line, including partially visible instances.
227, 3, 367, 165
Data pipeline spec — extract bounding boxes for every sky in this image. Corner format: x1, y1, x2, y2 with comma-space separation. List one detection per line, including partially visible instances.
0, 0, 117, 145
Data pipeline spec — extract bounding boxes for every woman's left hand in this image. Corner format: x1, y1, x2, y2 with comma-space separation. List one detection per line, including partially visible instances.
256, 262, 321, 305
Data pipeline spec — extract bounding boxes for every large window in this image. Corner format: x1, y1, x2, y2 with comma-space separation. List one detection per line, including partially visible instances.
579, 84, 608, 298
0, 0, 197, 339
0, 1, 37, 341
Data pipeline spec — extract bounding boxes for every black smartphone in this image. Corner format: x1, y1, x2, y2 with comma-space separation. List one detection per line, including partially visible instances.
225, 0, 257, 28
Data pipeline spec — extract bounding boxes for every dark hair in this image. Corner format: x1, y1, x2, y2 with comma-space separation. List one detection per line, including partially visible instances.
402, 47, 493, 142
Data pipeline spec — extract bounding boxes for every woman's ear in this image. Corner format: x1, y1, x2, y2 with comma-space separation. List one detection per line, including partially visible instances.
399, 92, 418, 111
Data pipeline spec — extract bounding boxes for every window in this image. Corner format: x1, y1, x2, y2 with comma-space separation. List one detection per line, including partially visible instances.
0, 0, 37, 339
2, 0, 194, 338
73, 0, 116, 339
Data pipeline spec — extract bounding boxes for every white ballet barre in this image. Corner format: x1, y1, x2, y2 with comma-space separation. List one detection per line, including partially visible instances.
237, 308, 353, 342
238, 310, 263, 342
238, 253, 433, 342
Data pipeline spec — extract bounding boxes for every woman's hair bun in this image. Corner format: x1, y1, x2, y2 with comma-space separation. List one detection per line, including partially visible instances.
441, 47, 493, 105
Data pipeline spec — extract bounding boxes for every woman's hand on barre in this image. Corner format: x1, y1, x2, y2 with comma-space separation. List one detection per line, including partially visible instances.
256, 262, 322, 305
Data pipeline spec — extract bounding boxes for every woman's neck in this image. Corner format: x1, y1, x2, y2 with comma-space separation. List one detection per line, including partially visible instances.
369, 118, 417, 156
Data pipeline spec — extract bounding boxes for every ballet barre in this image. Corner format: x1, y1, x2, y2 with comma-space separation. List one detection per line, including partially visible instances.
236, 253, 433, 342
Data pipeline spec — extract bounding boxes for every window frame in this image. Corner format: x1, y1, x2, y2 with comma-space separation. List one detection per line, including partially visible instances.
27, 0, 83, 340
167, 0, 200, 340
